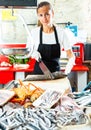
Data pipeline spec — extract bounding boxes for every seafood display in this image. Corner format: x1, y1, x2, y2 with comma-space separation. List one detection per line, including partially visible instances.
0, 103, 88, 130
33, 90, 63, 108
0, 79, 91, 130
10, 80, 44, 105
73, 90, 91, 107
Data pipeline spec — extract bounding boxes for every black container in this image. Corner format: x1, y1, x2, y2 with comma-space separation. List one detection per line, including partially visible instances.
0, 0, 37, 6
84, 43, 91, 60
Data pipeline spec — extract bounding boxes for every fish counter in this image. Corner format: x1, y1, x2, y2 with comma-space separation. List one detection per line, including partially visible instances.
0, 103, 90, 130
0, 77, 91, 130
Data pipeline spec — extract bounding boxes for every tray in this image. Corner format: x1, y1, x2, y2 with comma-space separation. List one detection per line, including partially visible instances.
0, 48, 30, 55
0, 90, 15, 106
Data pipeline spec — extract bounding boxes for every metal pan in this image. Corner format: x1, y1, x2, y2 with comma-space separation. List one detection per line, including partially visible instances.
0, 48, 30, 56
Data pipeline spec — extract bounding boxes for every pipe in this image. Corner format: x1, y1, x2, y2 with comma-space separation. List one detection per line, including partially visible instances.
12, 12, 34, 59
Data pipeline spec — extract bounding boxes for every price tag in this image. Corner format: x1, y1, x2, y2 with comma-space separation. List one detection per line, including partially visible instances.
2, 9, 17, 21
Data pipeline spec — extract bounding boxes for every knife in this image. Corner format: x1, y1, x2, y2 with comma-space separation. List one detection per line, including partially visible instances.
39, 58, 54, 80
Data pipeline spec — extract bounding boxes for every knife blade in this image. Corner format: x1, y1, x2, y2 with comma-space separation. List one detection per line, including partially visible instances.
39, 59, 54, 80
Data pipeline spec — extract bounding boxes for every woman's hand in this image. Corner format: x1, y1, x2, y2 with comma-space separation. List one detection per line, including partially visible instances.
64, 49, 75, 74
64, 56, 75, 74
31, 51, 41, 62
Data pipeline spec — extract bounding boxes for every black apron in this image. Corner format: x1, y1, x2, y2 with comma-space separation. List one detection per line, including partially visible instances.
32, 26, 61, 74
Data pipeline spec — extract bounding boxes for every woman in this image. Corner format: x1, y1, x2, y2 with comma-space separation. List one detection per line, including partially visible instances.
27, 1, 75, 75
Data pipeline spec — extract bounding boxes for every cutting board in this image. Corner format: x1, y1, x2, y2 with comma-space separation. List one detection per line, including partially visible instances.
24, 77, 71, 93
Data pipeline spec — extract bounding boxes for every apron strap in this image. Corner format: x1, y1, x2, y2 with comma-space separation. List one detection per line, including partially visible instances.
40, 26, 43, 44
40, 25, 59, 44
53, 25, 59, 44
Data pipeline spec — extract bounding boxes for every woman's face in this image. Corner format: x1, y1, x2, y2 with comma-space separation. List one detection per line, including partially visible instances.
37, 5, 54, 27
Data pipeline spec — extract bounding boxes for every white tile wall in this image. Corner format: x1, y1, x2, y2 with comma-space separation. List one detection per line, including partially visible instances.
0, 0, 91, 43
